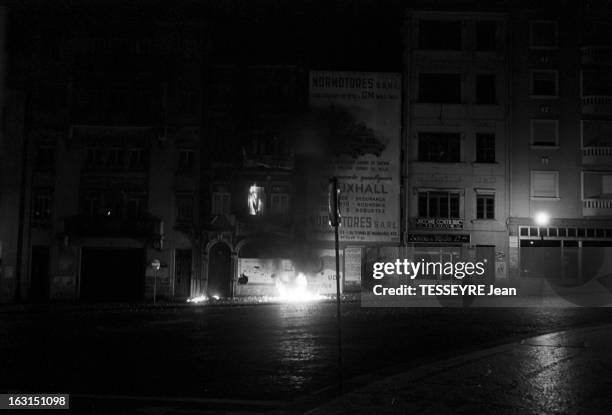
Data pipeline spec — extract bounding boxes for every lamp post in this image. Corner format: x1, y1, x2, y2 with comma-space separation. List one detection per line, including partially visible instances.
328, 177, 343, 392
534, 211, 550, 241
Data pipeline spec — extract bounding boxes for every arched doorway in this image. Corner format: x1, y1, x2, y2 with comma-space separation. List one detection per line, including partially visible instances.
208, 243, 232, 298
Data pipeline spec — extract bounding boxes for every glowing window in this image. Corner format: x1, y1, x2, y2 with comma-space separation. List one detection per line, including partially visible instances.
248, 185, 265, 216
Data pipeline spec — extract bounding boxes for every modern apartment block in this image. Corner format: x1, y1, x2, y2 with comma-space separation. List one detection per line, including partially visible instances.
403, 10, 510, 282
508, 3, 612, 285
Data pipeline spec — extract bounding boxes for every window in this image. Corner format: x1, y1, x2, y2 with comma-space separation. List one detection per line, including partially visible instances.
176, 194, 194, 222
418, 74, 461, 103
582, 68, 612, 96
476, 133, 495, 163
531, 120, 558, 146
35, 145, 55, 170
82, 196, 100, 216
530, 21, 558, 48
178, 148, 195, 173
476, 21, 497, 51
476, 194, 495, 219
531, 171, 559, 198
531, 71, 558, 97
248, 185, 265, 216
418, 132, 460, 162
127, 197, 145, 218
270, 193, 289, 215
418, 20, 462, 50
212, 192, 231, 215
127, 147, 144, 170
85, 145, 103, 167
476, 74, 496, 104
107, 147, 124, 168
418, 191, 461, 218
32, 192, 51, 221
602, 175, 612, 194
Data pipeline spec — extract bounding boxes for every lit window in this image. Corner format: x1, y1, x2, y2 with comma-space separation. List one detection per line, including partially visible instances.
418, 191, 461, 218
248, 185, 265, 216
531, 71, 558, 97
476, 194, 495, 219
476, 133, 495, 163
531, 120, 558, 146
531, 171, 559, 198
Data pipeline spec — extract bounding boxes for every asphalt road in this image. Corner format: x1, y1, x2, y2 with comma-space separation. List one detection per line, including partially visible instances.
1, 303, 612, 412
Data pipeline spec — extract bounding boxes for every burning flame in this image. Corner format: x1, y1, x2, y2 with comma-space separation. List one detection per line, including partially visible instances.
274, 273, 325, 303
187, 295, 208, 303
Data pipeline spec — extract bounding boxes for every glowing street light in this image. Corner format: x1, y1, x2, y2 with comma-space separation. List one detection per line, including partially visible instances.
534, 211, 550, 240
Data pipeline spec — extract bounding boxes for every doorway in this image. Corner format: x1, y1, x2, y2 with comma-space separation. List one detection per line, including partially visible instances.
174, 249, 192, 299
80, 248, 145, 302
208, 243, 231, 298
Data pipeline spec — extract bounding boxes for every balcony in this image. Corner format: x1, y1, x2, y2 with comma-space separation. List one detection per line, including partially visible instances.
583, 199, 612, 216
582, 95, 612, 115
65, 214, 163, 238
242, 153, 295, 171
581, 46, 612, 65
582, 147, 612, 165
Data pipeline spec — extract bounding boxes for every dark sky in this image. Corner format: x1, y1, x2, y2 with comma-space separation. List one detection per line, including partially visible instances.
7, 0, 406, 71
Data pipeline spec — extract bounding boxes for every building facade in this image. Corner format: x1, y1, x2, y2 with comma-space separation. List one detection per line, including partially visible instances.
403, 10, 510, 283
508, 2, 612, 290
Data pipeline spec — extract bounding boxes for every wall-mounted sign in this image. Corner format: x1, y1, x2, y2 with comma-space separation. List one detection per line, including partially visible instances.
307, 71, 401, 243
406, 233, 471, 243
415, 218, 464, 230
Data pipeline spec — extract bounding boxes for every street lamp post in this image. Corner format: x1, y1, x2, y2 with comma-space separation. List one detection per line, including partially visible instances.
534, 211, 550, 241
328, 177, 343, 392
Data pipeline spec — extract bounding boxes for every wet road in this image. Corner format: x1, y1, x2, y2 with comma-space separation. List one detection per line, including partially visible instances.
1, 303, 612, 405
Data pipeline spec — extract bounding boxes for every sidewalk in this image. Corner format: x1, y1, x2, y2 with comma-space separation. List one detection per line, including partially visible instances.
0, 294, 361, 313
306, 324, 612, 415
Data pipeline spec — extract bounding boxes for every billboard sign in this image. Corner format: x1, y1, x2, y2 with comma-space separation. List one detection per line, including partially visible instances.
308, 71, 401, 243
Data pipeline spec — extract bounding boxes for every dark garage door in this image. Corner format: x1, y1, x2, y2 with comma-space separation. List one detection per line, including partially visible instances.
80, 248, 145, 302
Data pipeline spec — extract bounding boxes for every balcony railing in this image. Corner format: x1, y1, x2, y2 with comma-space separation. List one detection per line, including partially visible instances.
581, 45, 612, 65
582, 147, 612, 164
582, 95, 612, 115
583, 199, 612, 209
583, 198, 612, 216
242, 153, 295, 170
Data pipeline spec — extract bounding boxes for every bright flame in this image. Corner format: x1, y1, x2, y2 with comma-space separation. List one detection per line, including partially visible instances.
186, 295, 208, 303
212, 295, 220, 300
274, 273, 325, 303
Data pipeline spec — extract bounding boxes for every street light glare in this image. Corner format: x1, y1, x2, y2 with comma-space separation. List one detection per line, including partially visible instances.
534, 212, 550, 227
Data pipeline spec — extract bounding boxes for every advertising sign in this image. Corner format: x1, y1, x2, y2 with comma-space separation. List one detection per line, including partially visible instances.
415, 218, 464, 230
308, 71, 401, 243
